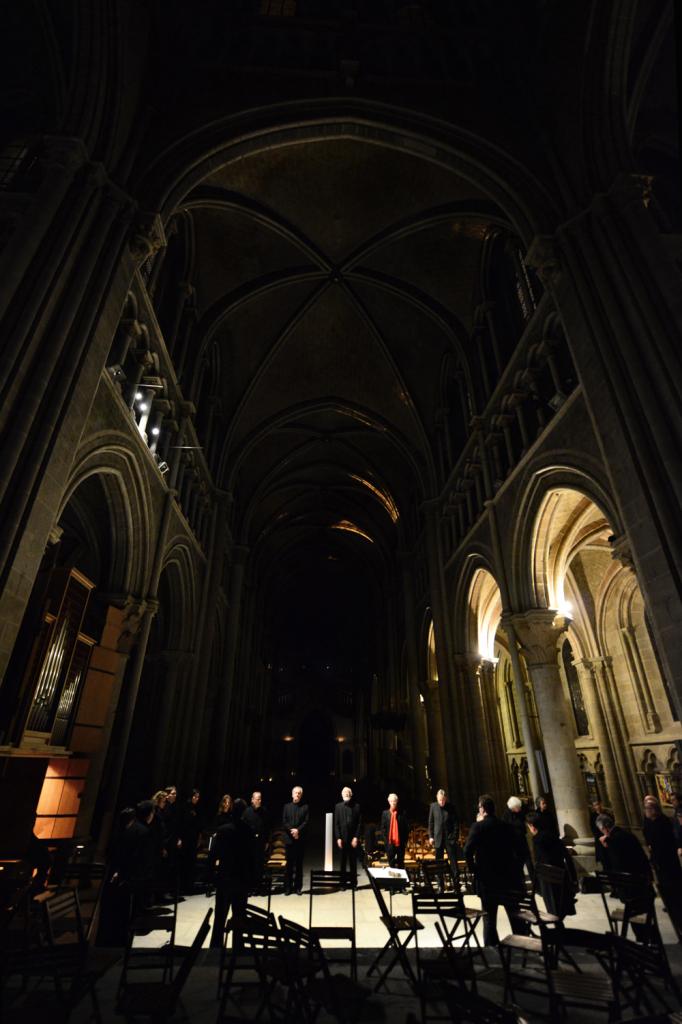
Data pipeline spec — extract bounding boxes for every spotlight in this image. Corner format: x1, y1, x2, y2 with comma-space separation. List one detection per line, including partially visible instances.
138, 403, 148, 412
151, 427, 160, 436
135, 391, 143, 401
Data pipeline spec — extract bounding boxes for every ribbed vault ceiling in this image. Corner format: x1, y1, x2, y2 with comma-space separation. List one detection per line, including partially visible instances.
181, 137, 505, 568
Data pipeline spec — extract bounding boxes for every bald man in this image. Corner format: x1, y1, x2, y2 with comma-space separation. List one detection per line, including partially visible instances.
334, 786, 362, 889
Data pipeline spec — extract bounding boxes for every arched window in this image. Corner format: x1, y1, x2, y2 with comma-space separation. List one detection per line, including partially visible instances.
561, 639, 589, 737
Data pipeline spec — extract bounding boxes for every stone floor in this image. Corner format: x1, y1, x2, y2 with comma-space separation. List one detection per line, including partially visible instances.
6, 863, 682, 1022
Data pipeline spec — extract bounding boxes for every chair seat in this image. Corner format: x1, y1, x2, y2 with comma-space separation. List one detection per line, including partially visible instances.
499, 933, 542, 953
310, 925, 355, 941
550, 970, 614, 1002
382, 915, 423, 931
515, 907, 560, 925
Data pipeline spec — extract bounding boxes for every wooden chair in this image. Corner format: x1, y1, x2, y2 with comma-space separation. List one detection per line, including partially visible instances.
217, 910, 286, 1021
216, 903, 276, 999
543, 928, 620, 1020
614, 934, 682, 1016
116, 908, 212, 1022
366, 870, 423, 993
57, 861, 107, 942
42, 888, 119, 978
596, 871, 655, 939
416, 919, 479, 1023
308, 869, 357, 980
118, 883, 179, 998
278, 915, 372, 1024
420, 862, 488, 963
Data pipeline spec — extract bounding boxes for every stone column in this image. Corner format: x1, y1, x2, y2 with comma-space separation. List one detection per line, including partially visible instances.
476, 658, 508, 805
500, 616, 543, 800
423, 681, 448, 796
400, 557, 430, 802
573, 658, 628, 824
215, 545, 249, 779
527, 175, 682, 715
510, 610, 591, 840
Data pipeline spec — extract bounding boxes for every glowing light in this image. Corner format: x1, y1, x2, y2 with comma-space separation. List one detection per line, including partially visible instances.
330, 519, 374, 543
138, 403, 148, 413
336, 736, 346, 743
282, 735, 294, 742
348, 474, 399, 523
151, 427, 160, 436
135, 391, 143, 401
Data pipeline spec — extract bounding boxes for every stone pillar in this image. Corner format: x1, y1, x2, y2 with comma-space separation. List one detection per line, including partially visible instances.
476, 658, 508, 806
510, 610, 591, 840
527, 175, 682, 715
400, 557, 430, 802
423, 681, 448, 797
573, 658, 628, 824
215, 545, 249, 779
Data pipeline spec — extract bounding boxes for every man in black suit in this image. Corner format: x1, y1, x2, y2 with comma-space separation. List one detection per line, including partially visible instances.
526, 811, 577, 919
209, 798, 252, 948
428, 788, 459, 876
380, 792, 409, 869
595, 813, 651, 879
243, 790, 269, 894
334, 786, 362, 888
464, 794, 526, 946
282, 785, 309, 895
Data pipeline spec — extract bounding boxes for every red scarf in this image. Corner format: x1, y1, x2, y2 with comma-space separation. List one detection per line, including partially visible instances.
388, 808, 400, 846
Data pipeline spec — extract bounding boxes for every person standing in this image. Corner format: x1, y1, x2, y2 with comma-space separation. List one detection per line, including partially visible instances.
502, 796, 532, 876
180, 788, 203, 894
209, 798, 252, 948
282, 785, 309, 895
642, 800, 682, 938
380, 793, 409, 869
428, 789, 460, 878
334, 786, 362, 888
464, 794, 526, 946
526, 811, 577, 919
589, 799, 611, 870
243, 790, 270, 894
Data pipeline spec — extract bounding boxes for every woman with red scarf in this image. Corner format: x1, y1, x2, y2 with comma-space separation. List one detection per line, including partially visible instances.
380, 793, 409, 868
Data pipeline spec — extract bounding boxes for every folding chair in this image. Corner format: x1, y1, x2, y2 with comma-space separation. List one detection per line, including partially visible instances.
614, 933, 682, 1015
42, 888, 119, 978
308, 869, 357, 980
416, 919, 479, 1023
279, 916, 371, 1024
216, 903, 276, 1000
55, 863, 108, 943
543, 928, 620, 1020
419, 865, 489, 964
117, 908, 212, 1021
118, 883, 178, 998
422, 859, 457, 894
218, 911, 285, 1021
366, 870, 423, 993
262, 863, 286, 914
596, 871, 654, 939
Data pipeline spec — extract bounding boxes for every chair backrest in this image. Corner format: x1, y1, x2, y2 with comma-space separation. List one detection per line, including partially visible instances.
412, 890, 462, 919
43, 887, 86, 946
308, 869, 355, 931
422, 859, 459, 894
170, 908, 212, 1001
366, 871, 391, 920
244, 903, 276, 927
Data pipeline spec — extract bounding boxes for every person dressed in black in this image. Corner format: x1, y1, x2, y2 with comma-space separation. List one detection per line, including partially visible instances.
428, 788, 459, 880
643, 800, 682, 938
282, 785, 309, 895
535, 794, 560, 837
502, 796, 532, 876
589, 799, 611, 870
595, 813, 651, 879
243, 790, 270, 894
380, 793, 409, 869
179, 788, 203, 894
464, 794, 526, 946
209, 798, 252, 948
334, 786, 362, 888
526, 811, 577, 919
99, 800, 156, 945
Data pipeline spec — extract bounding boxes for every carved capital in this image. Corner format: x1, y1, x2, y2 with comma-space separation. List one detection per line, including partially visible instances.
129, 211, 166, 263
608, 533, 635, 573
525, 234, 562, 287
506, 609, 565, 667
47, 524, 64, 547
609, 172, 655, 211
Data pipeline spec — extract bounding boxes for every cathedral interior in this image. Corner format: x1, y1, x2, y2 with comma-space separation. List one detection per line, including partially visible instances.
0, 0, 681, 1017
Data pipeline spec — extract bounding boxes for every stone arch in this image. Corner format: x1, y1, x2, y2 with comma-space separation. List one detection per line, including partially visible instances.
63, 433, 155, 596
160, 540, 198, 653
466, 567, 503, 662
135, 100, 560, 246
510, 459, 623, 612
452, 548, 498, 653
